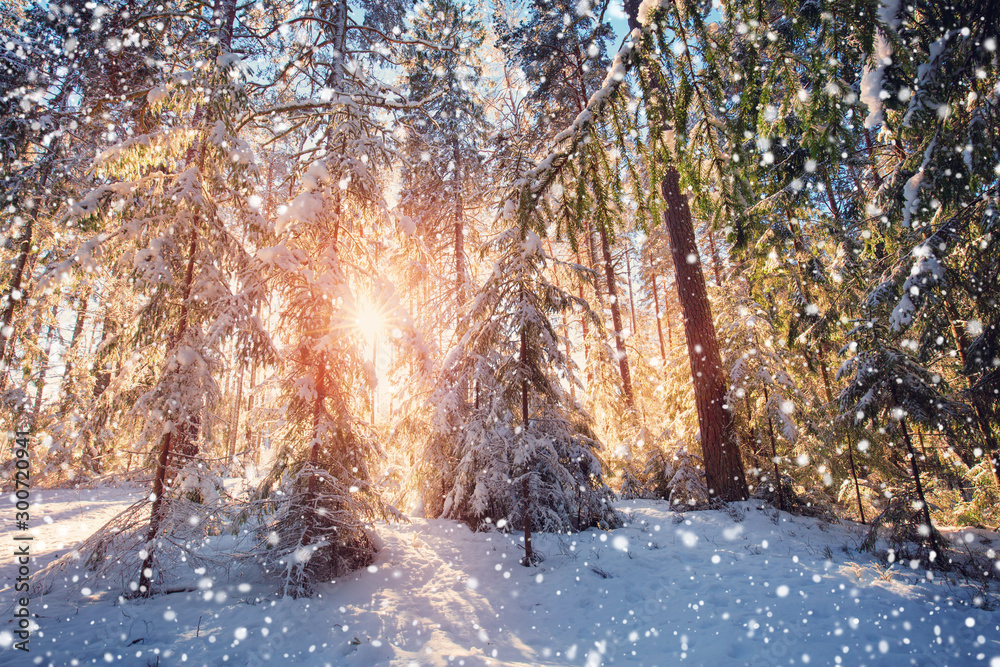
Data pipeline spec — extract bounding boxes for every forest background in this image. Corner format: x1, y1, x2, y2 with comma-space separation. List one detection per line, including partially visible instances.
1, 0, 999, 595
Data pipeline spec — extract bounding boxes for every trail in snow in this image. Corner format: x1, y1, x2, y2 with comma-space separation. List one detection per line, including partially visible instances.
1, 489, 998, 666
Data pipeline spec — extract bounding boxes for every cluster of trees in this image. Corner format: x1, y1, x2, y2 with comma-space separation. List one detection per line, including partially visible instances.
2, 0, 997, 593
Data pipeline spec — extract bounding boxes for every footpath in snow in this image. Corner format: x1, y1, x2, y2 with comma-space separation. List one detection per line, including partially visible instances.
1, 487, 999, 666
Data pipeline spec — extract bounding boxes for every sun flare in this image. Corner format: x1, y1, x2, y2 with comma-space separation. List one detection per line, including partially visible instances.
356, 302, 385, 340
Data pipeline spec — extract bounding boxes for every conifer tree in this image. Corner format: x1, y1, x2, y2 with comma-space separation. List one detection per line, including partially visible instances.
837, 320, 965, 555
38, 0, 276, 595
400, 0, 489, 330
247, 0, 423, 595
421, 224, 620, 560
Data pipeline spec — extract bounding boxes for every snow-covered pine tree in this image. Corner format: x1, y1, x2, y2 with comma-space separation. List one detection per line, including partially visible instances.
421, 224, 620, 562
0, 0, 158, 468
399, 0, 489, 332
498, 0, 644, 428
36, 0, 275, 595
622, 0, 751, 501
837, 320, 965, 558
722, 294, 804, 510
246, 0, 424, 596
254, 192, 403, 595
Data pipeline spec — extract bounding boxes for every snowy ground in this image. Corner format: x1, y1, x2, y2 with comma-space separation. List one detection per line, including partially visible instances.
2, 487, 1000, 666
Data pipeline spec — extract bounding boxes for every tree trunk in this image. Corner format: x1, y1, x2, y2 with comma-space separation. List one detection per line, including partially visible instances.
620, 2, 746, 499
575, 250, 591, 385
659, 172, 748, 501
624, 247, 638, 336
228, 361, 244, 459
847, 441, 866, 524
0, 211, 36, 388
586, 223, 605, 308
93, 311, 116, 399
651, 271, 666, 366
139, 226, 200, 596
246, 362, 258, 464
706, 227, 723, 286
665, 291, 673, 348
31, 317, 57, 427
544, 240, 574, 398
762, 386, 785, 511
898, 417, 936, 552
453, 137, 466, 324
520, 324, 534, 565
598, 223, 636, 411
59, 287, 91, 410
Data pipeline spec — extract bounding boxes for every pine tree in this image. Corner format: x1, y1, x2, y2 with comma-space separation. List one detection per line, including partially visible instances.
247, 0, 421, 595
38, 0, 276, 595
837, 320, 965, 556
421, 224, 620, 561
624, 0, 750, 501
400, 0, 489, 331
723, 294, 803, 509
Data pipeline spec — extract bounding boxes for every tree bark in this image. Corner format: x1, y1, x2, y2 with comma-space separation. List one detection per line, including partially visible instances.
0, 200, 39, 386
139, 226, 200, 597
59, 287, 91, 410
659, 172, 748, 501
898, 417, 936, 552
847, 441, 866, 524
706, 227, 723, 286
624, 246, 638, 336
31, 315, 58, 427
598, 223, 636, 411
453, 137, 466, 324
651, 271, 666, 366
520, 323, 534, 565
762, 386, 785, 511
228, 360, 244, 459
246, 362, 257, 464
575, 250, 591, 385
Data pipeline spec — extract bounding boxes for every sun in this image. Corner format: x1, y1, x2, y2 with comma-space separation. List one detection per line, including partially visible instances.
356, 301, 385, 340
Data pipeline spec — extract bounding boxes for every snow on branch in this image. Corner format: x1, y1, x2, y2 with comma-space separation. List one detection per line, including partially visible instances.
502, 28, 644, 219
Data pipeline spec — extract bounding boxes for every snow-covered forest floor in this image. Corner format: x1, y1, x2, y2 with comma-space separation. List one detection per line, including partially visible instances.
3, 485, 999, 666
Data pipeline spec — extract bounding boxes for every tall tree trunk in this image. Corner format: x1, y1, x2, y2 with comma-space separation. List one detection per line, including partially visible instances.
706, 227, 723, 286
575, 250, 591, 385
0, 200, 39, 387
545, 241, 575, 399
651, 271, 666, 366
846, 441, 866, 524
453, 137, 466, 324
228, 361, 244, 459
624, 247, 638, 335
59, 287, 91, 410
665, 290, 673, 348
659, 172, 748, 501
31, 316, 57, 427
0, 76, 73, 390
246, 362, 258, 464
898, 417, 937, 552
586, 223, 605, 307
598, 223, 636, 411
93, 310, 116, 399
762, 386, 785, 511
139, 225, 200, 596
520, 322, 534, 565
